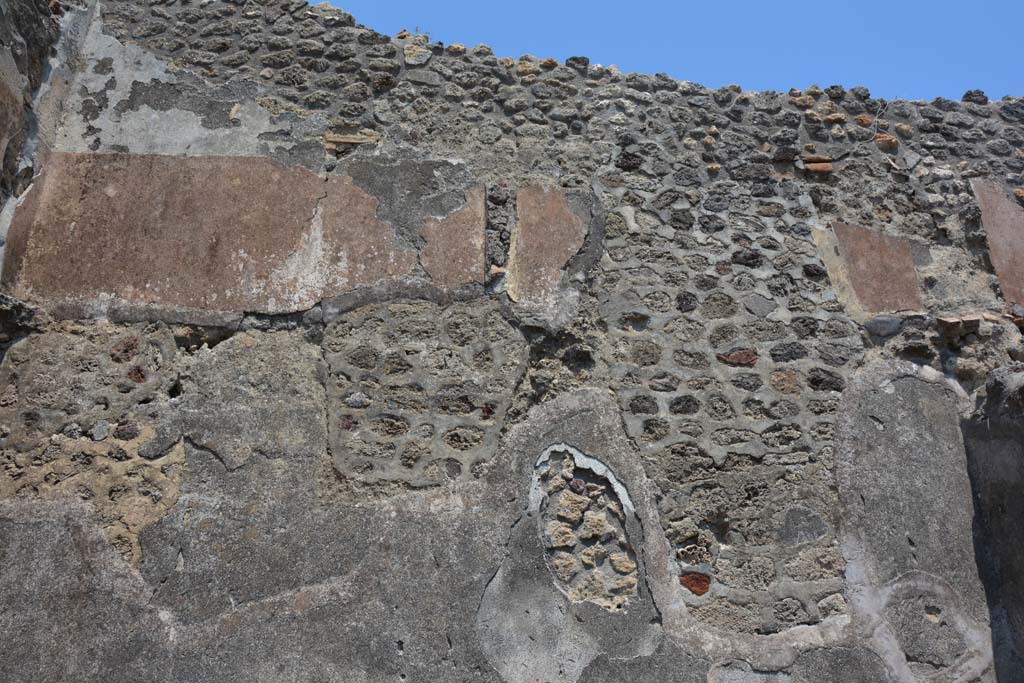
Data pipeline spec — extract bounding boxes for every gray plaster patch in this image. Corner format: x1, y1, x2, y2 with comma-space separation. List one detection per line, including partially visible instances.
836, 361, 994, 681
789, 647, 892, 683
344, 154, 476, 249
708, 660, 791, 683
48, 10, 314, 163
575, 639, 711, 682
476, 390, 662, 683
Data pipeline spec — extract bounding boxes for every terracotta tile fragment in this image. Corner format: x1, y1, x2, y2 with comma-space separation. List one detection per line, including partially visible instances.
679, 572, 711, 596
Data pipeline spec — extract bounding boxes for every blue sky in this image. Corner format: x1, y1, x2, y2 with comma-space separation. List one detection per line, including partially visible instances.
330, 1, 1021, 101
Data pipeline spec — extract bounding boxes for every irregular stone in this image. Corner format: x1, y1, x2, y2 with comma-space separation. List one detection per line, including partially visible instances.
578, 509, 613, 540
546, 520, 578, 548
608, 552, 636, 574
744, 293, 777, 317
717, 348, 758, 367
874, 132, 899, 151
551, 551, 580, 582
403, 43, 431, 66
555, 489, 591, 524
863, 314, 904, 338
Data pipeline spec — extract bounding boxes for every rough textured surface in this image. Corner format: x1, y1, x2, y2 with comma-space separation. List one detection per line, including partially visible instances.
1, 0, 1023, 681
837, 362, 995, 681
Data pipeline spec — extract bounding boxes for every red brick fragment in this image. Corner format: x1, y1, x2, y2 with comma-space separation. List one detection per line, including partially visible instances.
716, 348, 758, 367
679, 572, 711, 596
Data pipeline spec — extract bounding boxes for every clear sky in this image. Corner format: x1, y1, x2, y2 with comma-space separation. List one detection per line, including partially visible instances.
330, 0, 1021, 101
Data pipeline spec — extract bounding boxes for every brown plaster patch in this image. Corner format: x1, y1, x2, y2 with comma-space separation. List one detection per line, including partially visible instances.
830, 222, 921, 314
1, 152, 427, 314
507, 185, 586, 309
972, 178, 1024, 306
420, 184, 486, 290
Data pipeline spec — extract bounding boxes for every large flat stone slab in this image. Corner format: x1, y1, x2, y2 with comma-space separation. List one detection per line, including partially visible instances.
2, 152, 485, 316
830, 222, 921, 314
972, 178, 1024, 306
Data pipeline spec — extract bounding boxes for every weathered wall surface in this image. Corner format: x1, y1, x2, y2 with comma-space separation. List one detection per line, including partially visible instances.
0, 0, 58, 193
0, 0, 1022, 681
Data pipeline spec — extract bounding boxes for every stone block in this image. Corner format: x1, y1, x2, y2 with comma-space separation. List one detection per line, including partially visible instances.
837, 362, 994, 679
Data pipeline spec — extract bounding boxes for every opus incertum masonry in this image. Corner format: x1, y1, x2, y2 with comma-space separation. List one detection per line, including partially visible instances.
1, 0, 1023, 681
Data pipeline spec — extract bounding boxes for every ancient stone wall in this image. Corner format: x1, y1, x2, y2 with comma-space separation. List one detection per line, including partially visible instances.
0, 1, 1022, 681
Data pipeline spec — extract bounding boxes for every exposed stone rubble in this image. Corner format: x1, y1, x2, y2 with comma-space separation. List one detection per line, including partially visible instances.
536, 446, 639, 610
0, 0, 1023, 681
